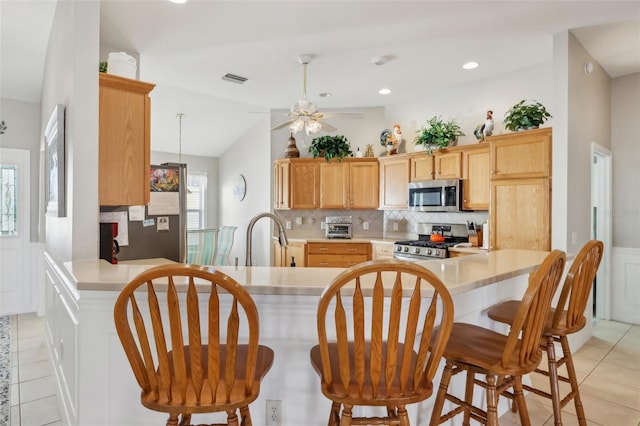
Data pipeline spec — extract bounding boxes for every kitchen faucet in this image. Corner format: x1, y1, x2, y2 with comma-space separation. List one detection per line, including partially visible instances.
246, 212, 289, 266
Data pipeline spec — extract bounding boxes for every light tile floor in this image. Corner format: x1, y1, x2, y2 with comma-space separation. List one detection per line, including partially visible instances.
7, 313, 640, 425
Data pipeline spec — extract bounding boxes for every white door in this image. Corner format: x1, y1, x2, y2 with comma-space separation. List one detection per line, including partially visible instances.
591, 143, 612, 320
0, 148, 30, 315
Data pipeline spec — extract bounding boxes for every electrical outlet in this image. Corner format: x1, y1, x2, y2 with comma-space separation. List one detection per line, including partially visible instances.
285, 220, 292, 230
363, 221, 369, 230
320, 221, 326, 230
393, 222, 399, 231
295, 216, 303, 225
266, 400, 282, 426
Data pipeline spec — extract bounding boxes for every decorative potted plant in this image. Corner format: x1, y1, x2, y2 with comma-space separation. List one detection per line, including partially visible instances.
414, 116, 465, 154
504, 99, 552, 131
309, 134, 353, 161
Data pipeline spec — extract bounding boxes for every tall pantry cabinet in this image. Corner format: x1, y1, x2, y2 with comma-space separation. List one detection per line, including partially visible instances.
98, 73, 155, 206
489, 127, 552, 251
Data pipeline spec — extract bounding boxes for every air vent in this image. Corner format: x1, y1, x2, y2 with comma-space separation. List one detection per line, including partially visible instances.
221, 73, 248, 84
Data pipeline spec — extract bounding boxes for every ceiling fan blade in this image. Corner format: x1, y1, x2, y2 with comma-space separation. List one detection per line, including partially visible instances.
321, 112, 364, 119
271, 120, 294, 131
321, 121, 337, 132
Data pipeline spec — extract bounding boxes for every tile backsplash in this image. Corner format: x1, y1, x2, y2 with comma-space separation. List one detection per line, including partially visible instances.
275, 209, 488, 238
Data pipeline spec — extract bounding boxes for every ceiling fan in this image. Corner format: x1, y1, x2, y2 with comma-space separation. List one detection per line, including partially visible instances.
272, 54, 363, 135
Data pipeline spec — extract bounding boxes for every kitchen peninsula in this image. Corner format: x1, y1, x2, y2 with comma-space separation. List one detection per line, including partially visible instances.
43, 250, 587, 426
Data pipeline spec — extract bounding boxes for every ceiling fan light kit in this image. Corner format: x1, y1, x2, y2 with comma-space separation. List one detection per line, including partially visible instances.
271, 54, 363, 136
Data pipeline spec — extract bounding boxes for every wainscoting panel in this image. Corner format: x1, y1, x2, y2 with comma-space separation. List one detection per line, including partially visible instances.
611, 247, 640, 324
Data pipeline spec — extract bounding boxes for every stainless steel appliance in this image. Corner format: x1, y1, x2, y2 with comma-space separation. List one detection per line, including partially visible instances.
325, 216, 353, 239
393, 223, 469, 260
408, 179, 462, 212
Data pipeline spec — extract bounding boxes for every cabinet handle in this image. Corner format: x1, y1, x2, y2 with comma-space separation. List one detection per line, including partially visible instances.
347, 262, 356, 266
491, 170, 497, 175
319, 247, 328, 251
320, 261, 328, 265
347, 248, 356, 252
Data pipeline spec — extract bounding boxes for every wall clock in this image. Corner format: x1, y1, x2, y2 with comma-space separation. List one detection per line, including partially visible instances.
232, 174, 246, 201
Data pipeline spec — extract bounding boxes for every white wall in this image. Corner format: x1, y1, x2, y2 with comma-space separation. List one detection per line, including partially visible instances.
151, 151, 219, 229
40, 1, 99, 265
0, 98, 41, 241
218, 117, 272, 266
611, 73, 640, 249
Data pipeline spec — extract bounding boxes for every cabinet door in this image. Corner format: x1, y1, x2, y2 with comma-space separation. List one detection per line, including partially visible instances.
290, 162, 320, 209
286, 242, 306, 267
490, 178, 550, 251
99, 74, 155, 206
434, 151, 462, 179
379, 157, 409, 210
490, 128, 552, 179
349, 161, 379, 209
410, 155, 434, 181
462, 146, 490, 210
320, 161, 348, 208
273, 161, 290, 210
272, 240, 284, 266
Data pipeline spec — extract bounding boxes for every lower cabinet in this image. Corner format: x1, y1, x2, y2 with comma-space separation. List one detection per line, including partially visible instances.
306, 242, 372, 267
272, 240, 306, 267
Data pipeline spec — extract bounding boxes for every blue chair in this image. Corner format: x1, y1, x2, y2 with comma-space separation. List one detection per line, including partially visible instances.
186, 229, 218, 265
214, 225, 237, 266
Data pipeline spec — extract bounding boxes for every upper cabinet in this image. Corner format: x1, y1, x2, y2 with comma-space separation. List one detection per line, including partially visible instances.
274, 159, 320, 210
379, 156, 410, 210
99, 73, 155, 206
462, 144, 490, 210
410, 155, 434, 181
434, 151, 463, 179
320, 159, 379, 209
489, 127, 552, 179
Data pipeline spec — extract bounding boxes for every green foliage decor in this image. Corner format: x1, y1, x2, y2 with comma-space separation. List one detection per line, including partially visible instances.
309, 134, 353, 161
99, 61, 108, 73
414, 116, 465, 154
504, 99, 552, 131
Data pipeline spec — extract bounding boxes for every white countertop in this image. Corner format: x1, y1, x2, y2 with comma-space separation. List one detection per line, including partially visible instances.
66, 249, 549, 297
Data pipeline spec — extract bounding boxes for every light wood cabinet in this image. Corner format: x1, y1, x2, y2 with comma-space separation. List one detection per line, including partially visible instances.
379, 156, 410, 209
272, 240, 306, 267
434, 151, 462, 179
273, 160, 290, 209
410, 154, 434, 181
306, 242, 371, 267
489, 128, 552, 251
489, 127, 552, 179
319, 159, 379, 209
274, 159, 320, 210
462, 145, 490, 210
99, 73, 155, 206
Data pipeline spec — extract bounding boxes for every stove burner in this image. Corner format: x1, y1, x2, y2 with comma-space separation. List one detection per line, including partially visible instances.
393, 223, 470, 260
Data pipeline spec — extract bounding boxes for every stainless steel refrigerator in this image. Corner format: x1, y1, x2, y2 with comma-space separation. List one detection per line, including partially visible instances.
99, 163, 187, 263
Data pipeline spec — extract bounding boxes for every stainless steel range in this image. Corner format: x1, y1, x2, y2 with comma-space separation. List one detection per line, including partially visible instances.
393, 223, 470, 260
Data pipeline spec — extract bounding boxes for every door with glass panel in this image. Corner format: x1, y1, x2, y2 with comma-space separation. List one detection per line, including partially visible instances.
0, 148, 30, 315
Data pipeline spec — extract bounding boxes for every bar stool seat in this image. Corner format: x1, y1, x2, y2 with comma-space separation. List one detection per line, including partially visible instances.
487, 240, 604, 426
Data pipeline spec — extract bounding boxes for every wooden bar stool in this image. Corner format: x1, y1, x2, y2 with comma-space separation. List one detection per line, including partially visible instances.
487, 240, 603, 425
430, 250, 566, 426
310, 259, 455, 426
114, 264, 274, 426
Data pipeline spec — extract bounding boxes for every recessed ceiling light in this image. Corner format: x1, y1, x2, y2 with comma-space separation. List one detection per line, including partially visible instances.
168, 0, 188, 4
379, 88, 391, 95
463, 62, 479, 70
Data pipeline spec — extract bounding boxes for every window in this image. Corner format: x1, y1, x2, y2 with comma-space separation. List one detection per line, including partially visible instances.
186, 172, 207, 230
0, 164, 18, 235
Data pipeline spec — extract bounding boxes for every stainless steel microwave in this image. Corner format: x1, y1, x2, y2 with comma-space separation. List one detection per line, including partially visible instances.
408, 179, 462, 212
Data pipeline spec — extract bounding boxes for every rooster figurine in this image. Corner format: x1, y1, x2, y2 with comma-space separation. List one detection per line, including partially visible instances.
474, 110, 494, 142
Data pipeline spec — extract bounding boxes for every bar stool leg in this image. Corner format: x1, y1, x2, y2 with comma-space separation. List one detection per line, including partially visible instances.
239, 406, 252, 426
398, 405, 409, 426
328, 402, 341, 426
166, 413, 179, 426
546, 335, 563, 425
463, 371, 475, 426
513, 375, 531, 426
485, 374, 499, 426
430, 360, 455, 425
560, 335, 587, 425
340, 404, 353, 426
226, 408, 239, 426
